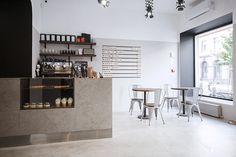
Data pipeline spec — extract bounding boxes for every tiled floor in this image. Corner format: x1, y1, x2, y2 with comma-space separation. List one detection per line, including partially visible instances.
0, 108, 236, 157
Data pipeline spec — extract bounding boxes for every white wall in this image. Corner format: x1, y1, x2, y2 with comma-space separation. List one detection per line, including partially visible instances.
31, 0, 42, 77
179, 0, 236, 120
31, 0, 42, 31
41, 0, 179, 43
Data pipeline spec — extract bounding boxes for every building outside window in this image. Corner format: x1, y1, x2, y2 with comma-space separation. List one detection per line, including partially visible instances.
213, 37, 220, 50
195, 25, 233, 100
201, 40, 207, 53
201, 61, 208, 79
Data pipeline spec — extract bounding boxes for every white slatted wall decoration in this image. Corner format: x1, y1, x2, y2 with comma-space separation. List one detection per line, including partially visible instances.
102, 45, 141, 78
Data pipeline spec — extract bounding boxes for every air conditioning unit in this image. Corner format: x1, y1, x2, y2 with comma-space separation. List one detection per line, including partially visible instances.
187, 0, 215, 21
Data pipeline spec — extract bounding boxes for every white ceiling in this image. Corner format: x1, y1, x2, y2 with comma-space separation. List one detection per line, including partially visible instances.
106, 0, 200, 14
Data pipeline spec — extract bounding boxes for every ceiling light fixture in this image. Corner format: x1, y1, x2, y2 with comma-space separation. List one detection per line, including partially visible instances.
98, 0, 110, 8
145, 0, 154, 19
176, 0, 185, 11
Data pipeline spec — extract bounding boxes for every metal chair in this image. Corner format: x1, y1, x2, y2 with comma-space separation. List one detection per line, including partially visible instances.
141, 89, 165, 126
129, 84, 143, 115
162, 84, 180, 112
178, 87, 203, 122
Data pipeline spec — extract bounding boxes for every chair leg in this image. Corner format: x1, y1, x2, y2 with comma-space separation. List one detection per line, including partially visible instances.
155, 108, 158, 120
161, 99, 166, 111
187, 106, 192, 122
148, 108, 154, 126
158, 108, 165, 124
178, 104, 182, 118
129, 101, 134, 115
140, 107, 145, 121
175, 99, 179, 108
176, 99, 180, 108
170, 99, 173, 108
167, 99, 170, 112
191, 106, 194, 117
196, 105, 203, 121
138, 101, 142, 111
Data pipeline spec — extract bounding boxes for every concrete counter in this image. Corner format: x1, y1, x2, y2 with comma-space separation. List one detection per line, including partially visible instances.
0, 78, 112, 147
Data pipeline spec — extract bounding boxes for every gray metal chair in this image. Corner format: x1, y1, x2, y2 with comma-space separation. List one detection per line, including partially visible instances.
162, 84, 180, 112
141, 89, 165, 126
178, 87, 203, 122
129, 84, 143, 115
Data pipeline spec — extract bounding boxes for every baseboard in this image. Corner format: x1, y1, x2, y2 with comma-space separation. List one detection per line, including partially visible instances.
0, 129, 112, 148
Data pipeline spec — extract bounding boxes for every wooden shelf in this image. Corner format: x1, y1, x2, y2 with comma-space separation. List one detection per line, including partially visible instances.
21, 106, 75, 110
40, 40, 96, 46
40, 53, 96, 61
40, 53, 96, 57
28, 87, 74, 90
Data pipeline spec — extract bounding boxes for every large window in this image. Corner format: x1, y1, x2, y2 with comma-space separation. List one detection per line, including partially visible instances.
195, 25, 233, 100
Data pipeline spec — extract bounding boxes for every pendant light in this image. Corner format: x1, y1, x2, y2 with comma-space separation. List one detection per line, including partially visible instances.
176, 0, 185, 11
145, 0, 154, 18
98, 0, 110, 8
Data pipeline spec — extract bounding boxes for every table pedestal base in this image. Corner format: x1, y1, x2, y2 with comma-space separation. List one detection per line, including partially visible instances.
137, 115, 149, 119
177, 113, 188, 117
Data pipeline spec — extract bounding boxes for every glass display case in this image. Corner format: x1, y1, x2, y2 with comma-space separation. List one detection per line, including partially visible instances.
20, 78, 74, 110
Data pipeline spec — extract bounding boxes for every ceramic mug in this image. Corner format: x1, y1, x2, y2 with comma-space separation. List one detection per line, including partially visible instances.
44, 102, 50, 108
61, 98, 67, 107
30, 103, 36, 109
55, 98, 61, 107
67, 97, 73, 107
24, 103, 30, 109
37, 103, 43, 108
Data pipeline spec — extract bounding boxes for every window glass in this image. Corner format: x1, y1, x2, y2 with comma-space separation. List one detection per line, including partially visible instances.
195, 25, 233, 100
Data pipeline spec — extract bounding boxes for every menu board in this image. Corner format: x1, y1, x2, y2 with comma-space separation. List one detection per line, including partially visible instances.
102, 45, 141, 78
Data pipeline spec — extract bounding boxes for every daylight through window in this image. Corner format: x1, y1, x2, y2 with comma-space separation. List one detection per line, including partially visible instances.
195, 25, 233, 100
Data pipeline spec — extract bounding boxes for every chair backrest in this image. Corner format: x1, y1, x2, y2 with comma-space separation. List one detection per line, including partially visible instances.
153, 89, 162, 107
163, 84, 177, 97
163, 84, 169, 97
187, 87, 203, 104
129, 84, 141, 98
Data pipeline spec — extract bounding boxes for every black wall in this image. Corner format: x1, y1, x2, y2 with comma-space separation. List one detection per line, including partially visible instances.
180, 33, 195, 87
179, 13, 233, 87
0, 1, 32, 78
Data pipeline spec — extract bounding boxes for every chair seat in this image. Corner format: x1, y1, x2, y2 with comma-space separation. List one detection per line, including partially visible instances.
165, 96, 178, 99
181, 100, 194, 105
132, 98, 143, 101
145, 103, 155, 107
145, 103, 161, 108
186, 100, 195, 105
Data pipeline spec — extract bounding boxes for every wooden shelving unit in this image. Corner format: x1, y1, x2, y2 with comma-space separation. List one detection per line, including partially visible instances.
40, 40, 96, 61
